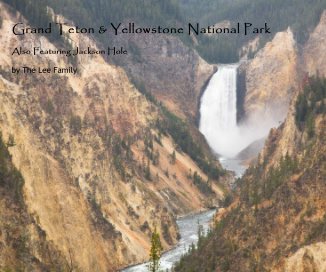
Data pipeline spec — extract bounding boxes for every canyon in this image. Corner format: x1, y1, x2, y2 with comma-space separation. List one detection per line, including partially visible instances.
0, 1, 325, 271
174, 9, 326, 272
0, 3, 224, 271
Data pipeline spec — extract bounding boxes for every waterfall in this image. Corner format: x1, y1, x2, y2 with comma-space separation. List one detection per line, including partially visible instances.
200, 64, 283, 175
199, 64, 242, 158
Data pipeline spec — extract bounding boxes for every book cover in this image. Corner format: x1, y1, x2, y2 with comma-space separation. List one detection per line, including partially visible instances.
0, 1, 325, 271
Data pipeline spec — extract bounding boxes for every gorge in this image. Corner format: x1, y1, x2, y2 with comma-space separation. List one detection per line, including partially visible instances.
0, 1, 326, 271
174, 5, 326, 272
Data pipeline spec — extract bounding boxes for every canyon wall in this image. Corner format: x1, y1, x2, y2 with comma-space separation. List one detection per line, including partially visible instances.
241, 28, 298, 127
174, 10, 326, 272
0, 4, 223, 271
110, 30, 215, 120
304, 10, 326, 77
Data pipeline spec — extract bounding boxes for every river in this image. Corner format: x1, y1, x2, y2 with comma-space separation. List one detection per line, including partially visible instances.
123, 64, 251, 272
121, 209, 216, 272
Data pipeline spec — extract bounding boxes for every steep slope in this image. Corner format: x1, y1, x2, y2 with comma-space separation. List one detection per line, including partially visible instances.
174, 73, 326, 272
2, 0, 215, 121
240, 28, 298, 127
44, 0, 217, 159
111, 31, 215, 120
0, 133, 69, 271
47, 0, 215, 120
230, 28, 299, 162
0, 4, 224, 271
174, 12, 326, 272
304, 10, 326, 78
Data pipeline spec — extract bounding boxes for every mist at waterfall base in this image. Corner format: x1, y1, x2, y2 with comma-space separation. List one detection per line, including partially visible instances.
199, 64, 279, 176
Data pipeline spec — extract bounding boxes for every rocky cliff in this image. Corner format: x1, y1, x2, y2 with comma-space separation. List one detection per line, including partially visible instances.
110, 29, 215, 120
174, 10, 326, 272
175, 69, 326, 272
304, 10, 326, 78
0, 4, 224, 271
240, 28, 298, 128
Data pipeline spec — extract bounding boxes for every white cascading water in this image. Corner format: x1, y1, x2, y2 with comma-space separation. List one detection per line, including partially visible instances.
199, 64, 241, 158
199, 64, 281, 176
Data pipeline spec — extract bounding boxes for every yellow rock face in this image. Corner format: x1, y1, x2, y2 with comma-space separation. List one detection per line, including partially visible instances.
259, 10, 326, 168
284, 242, 326, 272
243, 28, 298, 126
304, 11, 326, 77
0, 4, 223, 271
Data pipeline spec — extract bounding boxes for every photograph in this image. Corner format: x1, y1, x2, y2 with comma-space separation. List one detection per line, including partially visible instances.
0, 1, 325, 271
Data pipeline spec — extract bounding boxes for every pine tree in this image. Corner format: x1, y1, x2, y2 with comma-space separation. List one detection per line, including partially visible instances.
148, 226, 163, 272
145, 159, 151, 181
170, 150, 176, 165
7, 134, 16, 147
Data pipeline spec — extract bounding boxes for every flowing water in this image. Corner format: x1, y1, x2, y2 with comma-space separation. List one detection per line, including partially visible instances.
123, 64, 265, 271
199, 64, 277, 177
199, 64, 238, 158
121, 209, 216, 272
199, 64, 247, 176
